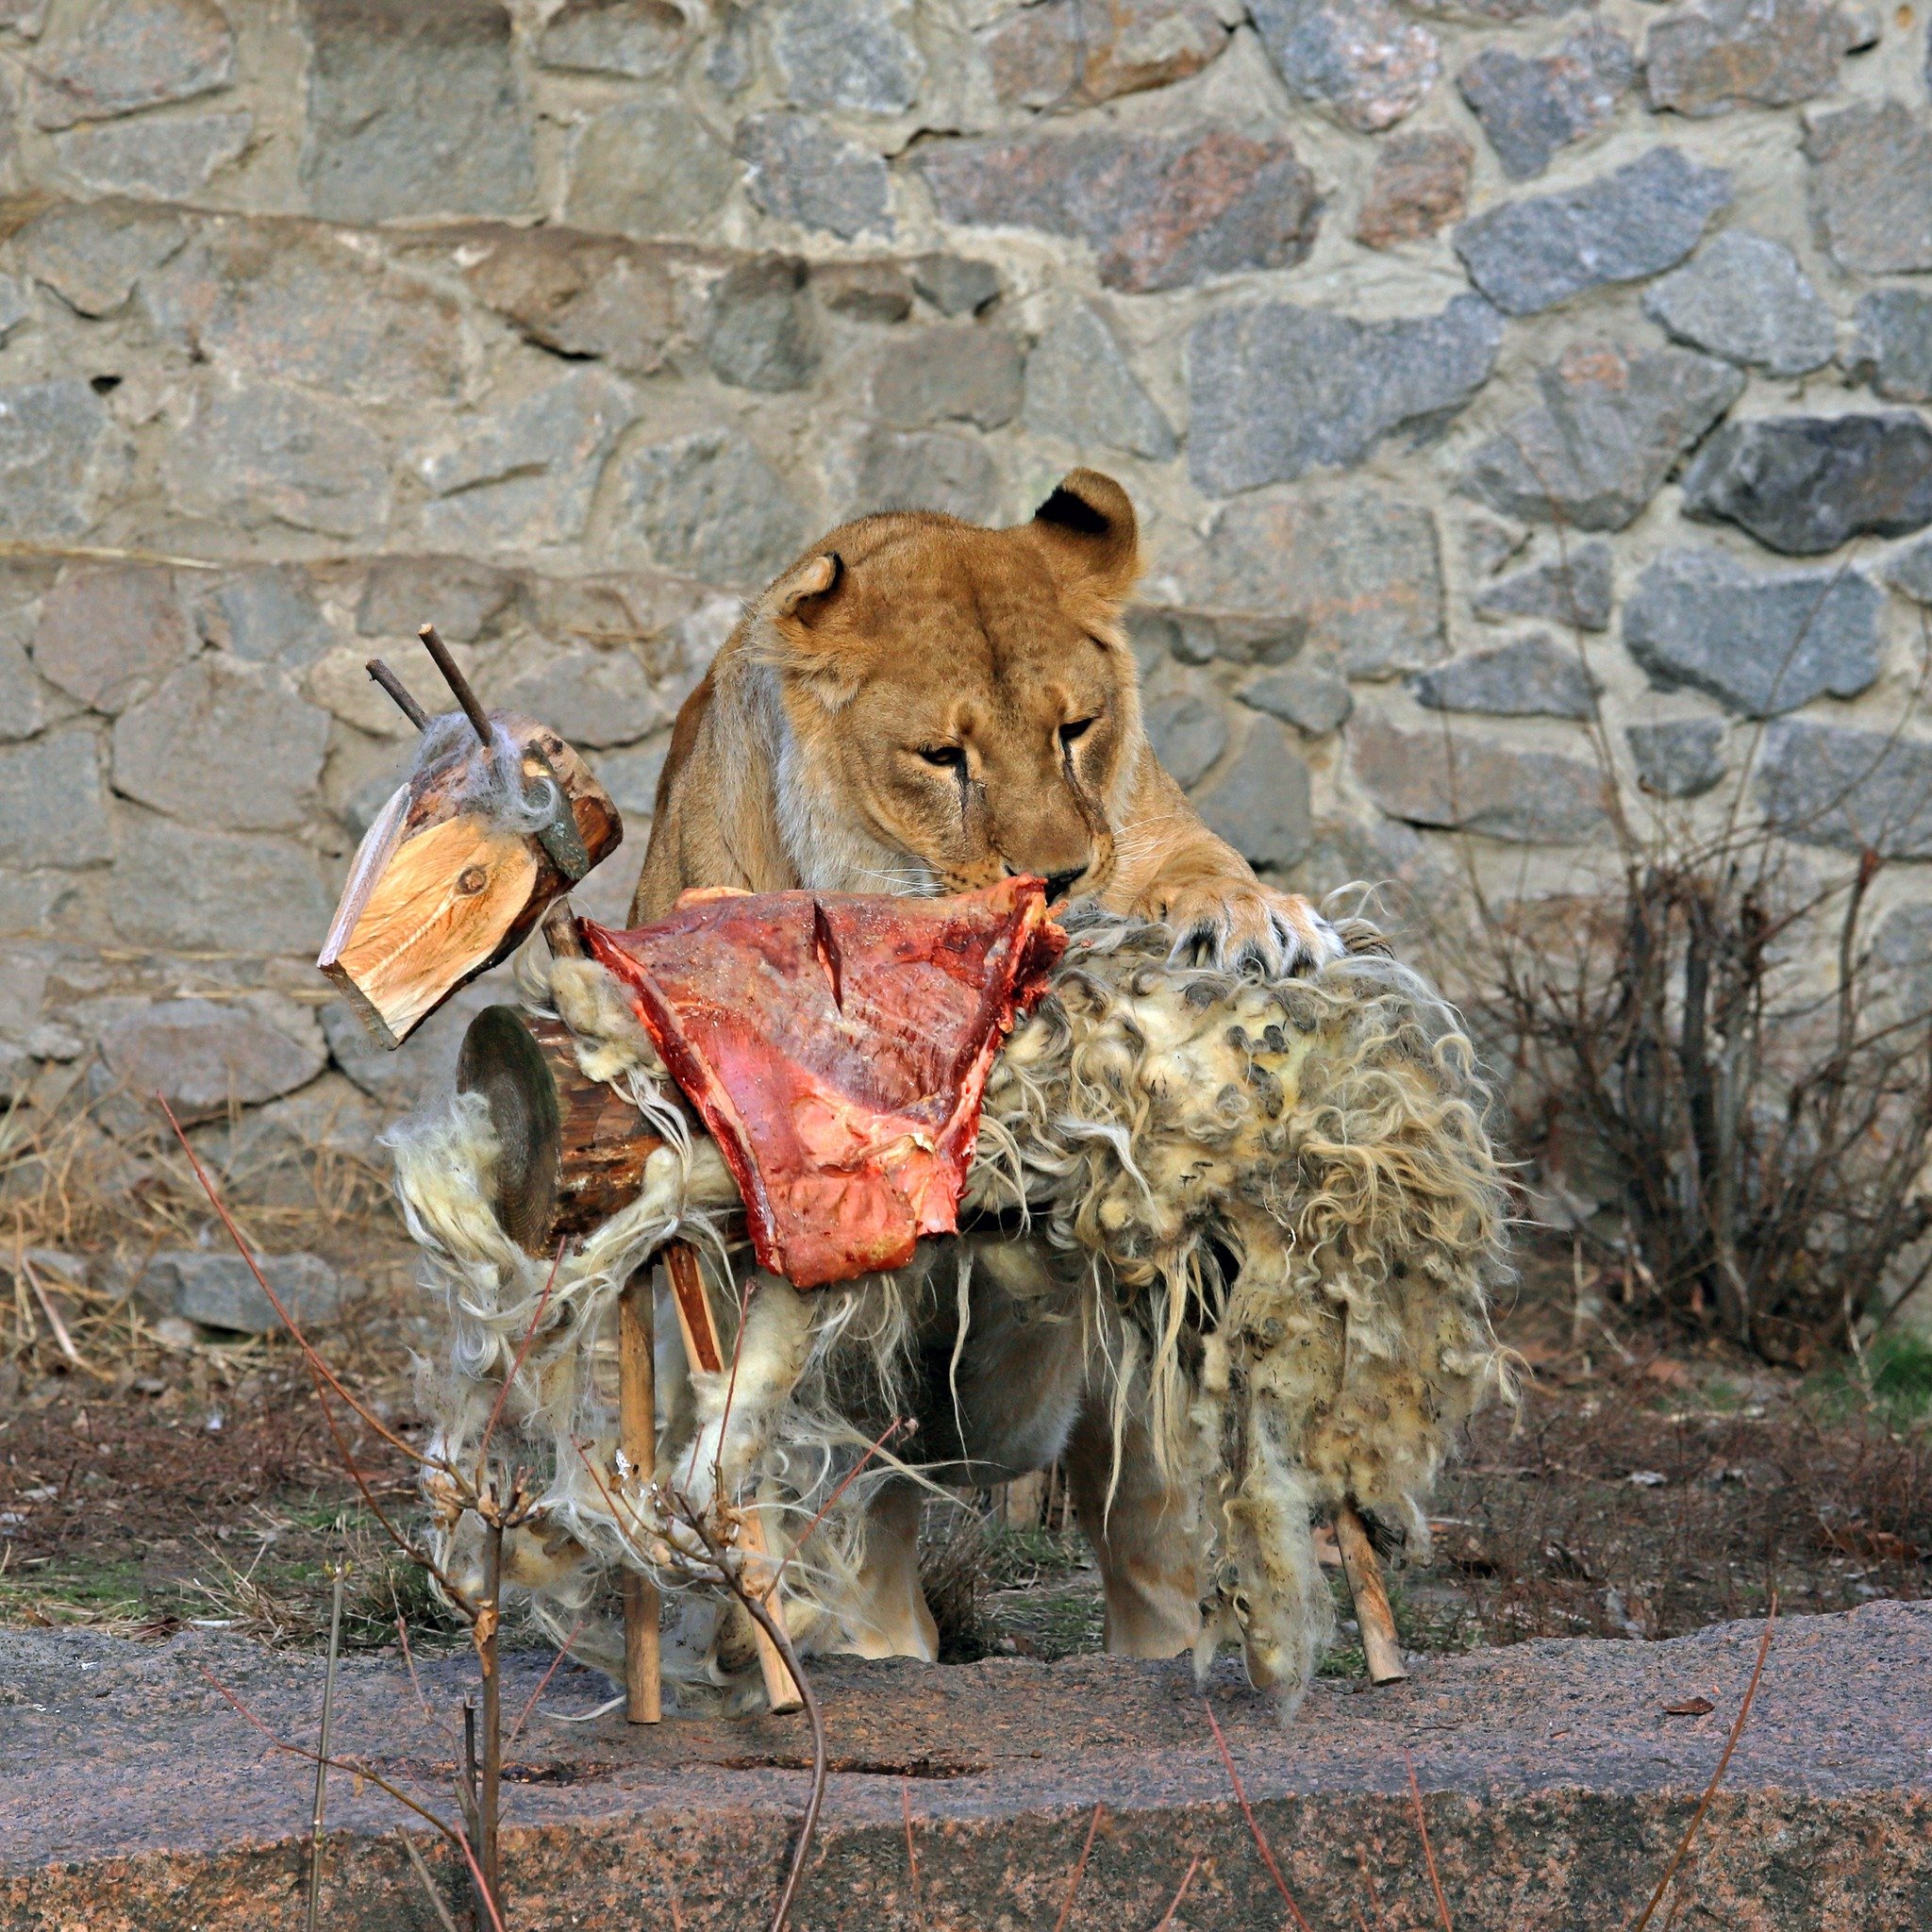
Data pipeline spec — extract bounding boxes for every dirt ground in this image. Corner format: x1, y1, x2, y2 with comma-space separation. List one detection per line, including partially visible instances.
3, 1110, 1928, 1673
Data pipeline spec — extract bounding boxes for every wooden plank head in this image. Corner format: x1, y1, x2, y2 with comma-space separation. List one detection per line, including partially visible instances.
319, 711, 622, 1049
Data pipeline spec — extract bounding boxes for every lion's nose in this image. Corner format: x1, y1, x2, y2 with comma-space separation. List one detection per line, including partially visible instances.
1042, 867, 1084, 904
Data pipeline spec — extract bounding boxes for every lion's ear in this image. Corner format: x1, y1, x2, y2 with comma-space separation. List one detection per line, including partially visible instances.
770, 549, 845, 626
1029, 469, 1140, 600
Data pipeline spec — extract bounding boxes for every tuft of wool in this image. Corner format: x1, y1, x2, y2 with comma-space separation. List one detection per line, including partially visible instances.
399, 907, 1512, 1713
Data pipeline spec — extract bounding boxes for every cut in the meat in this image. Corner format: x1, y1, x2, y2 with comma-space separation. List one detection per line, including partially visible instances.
581, 877, 1064, 1288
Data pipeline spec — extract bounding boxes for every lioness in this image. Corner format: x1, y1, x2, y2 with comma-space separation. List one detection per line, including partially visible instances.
632, 469, 1341, 1662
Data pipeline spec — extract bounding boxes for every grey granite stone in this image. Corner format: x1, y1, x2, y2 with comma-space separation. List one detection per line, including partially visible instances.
624, 428, 812, 587
192, 568, 332, 671
499, 647, 669, 750
298, 0, 536, 223
854, 428, 998, 523
0, 727, 109, 869
1473, 541, 1613, 632
1453, 146, 1732, 315
1624, 547, 1884, 715
567, 97, 737, 240
589, 740, 670, 819
1240, 664, 1353, 737
872, 324, 1022, 431
1188, 294, 1501, 495
52, 110, 251, 198
1179, 486, 1444, 678
1641, 231, 1836, 376
0, 380, 123, 540
1249, 0, 1440, 135
357, 558, 519, 644
12, 201, 188, 317
1804, 99, 1932, 275
1023, 304, 1174, 461
92, 990, 325, 1119
417, 369, 641, 549
111, 658, 329, 831
1353, 713, 1611, 842
536, 0, 686, 78
31, 0, 232, 129
1758, 719, 1932, 857
1409, 633, 1598, 719
737, 112, 891, 241
142, 224, 466, 408
1457, 22, 1633, 180
1681, 413, 1932, 557
32, 563, 193, 714
1463, 341, 1743, 531
137, 1251, 345, 1332
458, 231, 678, 375
916, 125, 1319, 294
108, 818, 331, 955
1195, 716, 1311, 870
771, 0, 924, 113
909, 256, 1001, 317
166, 378, 388, 540
705, 257, 820, 392
1847, 290, 1932, 405
1645, 0, 1853, 118
1881, 532, 1932, 607
1626, 718, 1726, 798
1143, 679, 1229, 791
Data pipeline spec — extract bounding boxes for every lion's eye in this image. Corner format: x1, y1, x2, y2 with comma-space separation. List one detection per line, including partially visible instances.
1059, 718, 1096, 748
918, 744, 966, 769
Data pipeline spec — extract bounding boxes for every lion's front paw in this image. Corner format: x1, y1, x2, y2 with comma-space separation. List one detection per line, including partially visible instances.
1141, 878, 1343, 976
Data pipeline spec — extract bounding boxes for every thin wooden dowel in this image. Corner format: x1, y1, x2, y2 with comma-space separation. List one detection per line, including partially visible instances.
618, 1268, 662, 1724
665, 1243, 803, 1716
1334, 1502, 1408, 1686
418, 623, 492, 745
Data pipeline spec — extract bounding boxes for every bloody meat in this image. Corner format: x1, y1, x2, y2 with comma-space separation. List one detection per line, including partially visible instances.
581, 877, 1064, 1288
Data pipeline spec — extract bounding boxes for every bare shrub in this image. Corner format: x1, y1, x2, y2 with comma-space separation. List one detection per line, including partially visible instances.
1431, 558, 1932, 1366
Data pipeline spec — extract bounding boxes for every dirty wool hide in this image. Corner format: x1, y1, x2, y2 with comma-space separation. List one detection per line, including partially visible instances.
392, 908, 1512, 1715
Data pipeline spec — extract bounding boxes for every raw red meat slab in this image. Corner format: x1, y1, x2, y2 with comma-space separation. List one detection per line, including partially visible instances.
581, 878, 1064, 1289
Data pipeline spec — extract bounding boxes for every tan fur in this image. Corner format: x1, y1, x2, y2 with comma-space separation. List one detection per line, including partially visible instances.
630, 470, 1340, 974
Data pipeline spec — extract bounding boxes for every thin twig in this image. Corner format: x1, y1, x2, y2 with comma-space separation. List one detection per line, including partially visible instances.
1404, 1750, 1453, 1932
419, 624, 492, 745
306, 1564, 347, 1932
394, 1613, 436, 1723
1153, 1857, 1199, 1932
769, 1416, 911, 1594
1051, 1802, 1106, 1932
902, 1779, 928, 1932
398, 1831, 463, 1932
1629, 1598, 1777, 1932
366, 658, 430, 730
732, 1567, 824, 1932
1203, 1697, 1315, 1932
18, 1254, 105, 1379
476, 1239, 566, 1481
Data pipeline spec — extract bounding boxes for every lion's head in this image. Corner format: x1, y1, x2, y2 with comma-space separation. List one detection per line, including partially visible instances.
742, 468, 1146, 904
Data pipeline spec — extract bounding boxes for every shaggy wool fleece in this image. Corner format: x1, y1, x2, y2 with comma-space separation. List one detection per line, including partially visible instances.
391, 908, 1513, 1710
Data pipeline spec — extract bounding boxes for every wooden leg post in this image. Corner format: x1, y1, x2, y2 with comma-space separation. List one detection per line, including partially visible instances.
1334, 1501, 1409, 1687
617, 1268, 661, 1724
664, 1242, 804, 1716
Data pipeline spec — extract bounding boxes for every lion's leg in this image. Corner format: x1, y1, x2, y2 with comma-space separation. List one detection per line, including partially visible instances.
1062, 1386, 1202, 1659
834, 1478, 939, 1660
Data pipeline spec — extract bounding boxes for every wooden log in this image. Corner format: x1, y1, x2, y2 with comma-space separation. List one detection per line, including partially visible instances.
619, 1269, 661, 1725
456, 1007, 664, 1257
1333, 1501, 1409, 1687
320, 711, 621, 1050
667, 1242, 803, 1717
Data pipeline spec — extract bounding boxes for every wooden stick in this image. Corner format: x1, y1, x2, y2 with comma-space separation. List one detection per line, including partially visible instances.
418, 624, 491, 745
1334, 1502, 1408, 1686
618, 1269, 662, 1724
366, 658, 429, 729
665, 1242, 803, 1715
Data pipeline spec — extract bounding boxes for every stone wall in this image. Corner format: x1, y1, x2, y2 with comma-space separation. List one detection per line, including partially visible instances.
4, 0, 1932, 1145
